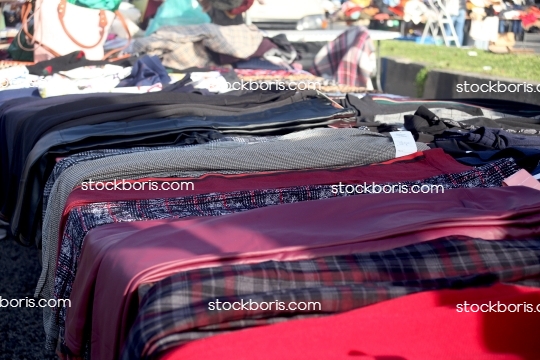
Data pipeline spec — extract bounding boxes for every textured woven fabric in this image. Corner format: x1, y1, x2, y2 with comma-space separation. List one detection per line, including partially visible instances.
53, 158, 518, 349
311, 26, 376, 89
42, 136, 273, 219
131, 24, 263, 70
38, 128, 430, 348
122, 237, 540, 359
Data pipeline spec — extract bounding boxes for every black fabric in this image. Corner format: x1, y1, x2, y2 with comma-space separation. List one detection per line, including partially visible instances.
161, 74, 195, 92
438, 147, 540, 174
430, 98, 540, 118
0, 93, 124, 220
1, 90, 299, 223
7, 96, 356, 243
404, 105, 450, 142
341, 95, 484, 123
26, 51, 135, 76
459, 117, 540, 135
12, 89, 300, 167
434, 127, 540, 151
208, 8, 244, 26
290, 41, 327, 70
401, 105, 540, 142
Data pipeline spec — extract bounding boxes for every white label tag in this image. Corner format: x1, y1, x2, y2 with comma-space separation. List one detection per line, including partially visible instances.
390, 131, 417, 158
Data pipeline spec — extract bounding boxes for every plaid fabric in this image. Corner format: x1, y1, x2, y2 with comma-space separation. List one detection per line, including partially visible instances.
131, 24, 263, 70
54, 158, 519, 345
311, 26, 376, 89
122, 237, 540, 359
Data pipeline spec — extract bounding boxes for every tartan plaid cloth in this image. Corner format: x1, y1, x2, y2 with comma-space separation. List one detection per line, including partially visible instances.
131, 24, 263, 70
311, 26, 376, 89
54, 157, 519, 342
122, 237, 540, 359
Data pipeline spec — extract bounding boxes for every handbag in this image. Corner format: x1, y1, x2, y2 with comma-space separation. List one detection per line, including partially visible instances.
21, 0, 131, 62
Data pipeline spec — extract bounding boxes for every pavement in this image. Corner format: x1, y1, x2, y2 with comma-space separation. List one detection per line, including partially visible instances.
0, 230, 56, 360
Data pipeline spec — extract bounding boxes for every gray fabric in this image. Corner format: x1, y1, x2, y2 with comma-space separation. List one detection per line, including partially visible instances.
131, 24, 262, 70
37, 128, 429, 345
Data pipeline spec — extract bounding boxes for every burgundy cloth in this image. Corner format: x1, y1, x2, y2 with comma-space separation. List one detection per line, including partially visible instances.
59, 149, 470, 241
160, 283, 540, 360
229, 0, 254, 15
65, 186, 540, 360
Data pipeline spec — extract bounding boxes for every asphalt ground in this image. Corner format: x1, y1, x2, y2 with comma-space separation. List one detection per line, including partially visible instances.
0, 228, 56, 360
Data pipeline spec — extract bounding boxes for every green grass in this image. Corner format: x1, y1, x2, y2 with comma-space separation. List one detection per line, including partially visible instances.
379, 40, 540, 82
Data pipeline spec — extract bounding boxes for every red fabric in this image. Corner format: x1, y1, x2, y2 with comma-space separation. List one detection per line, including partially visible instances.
521, 13, 538, 27
229, 0, 255, 15
65, 186, 540, 360
160, 283, 540, 360
59, 149, 469, 241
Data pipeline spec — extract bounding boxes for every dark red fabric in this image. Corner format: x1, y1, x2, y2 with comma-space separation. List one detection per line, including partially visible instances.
161, 283, 540, 360
229, 0, 255, 15
59, 149, 469, 237
66, 186, 540, 359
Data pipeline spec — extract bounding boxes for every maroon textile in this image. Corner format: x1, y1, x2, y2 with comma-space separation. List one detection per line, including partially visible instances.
229, 0, 254, 15
65, 186, 540, 360
59, 149, 469, 239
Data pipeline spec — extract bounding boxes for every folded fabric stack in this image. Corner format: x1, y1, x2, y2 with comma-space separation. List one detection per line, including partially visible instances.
1, 39, 540, 360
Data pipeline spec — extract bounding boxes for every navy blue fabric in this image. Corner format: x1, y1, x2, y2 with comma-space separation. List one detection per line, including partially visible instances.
117, 55, 171, 87
0, 88, 40, 103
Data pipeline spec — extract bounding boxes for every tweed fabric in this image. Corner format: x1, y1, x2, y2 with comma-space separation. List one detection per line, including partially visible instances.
42, 136, 273, 219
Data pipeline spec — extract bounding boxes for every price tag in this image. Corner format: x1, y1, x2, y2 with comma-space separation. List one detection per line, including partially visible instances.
390, 131, 417, 158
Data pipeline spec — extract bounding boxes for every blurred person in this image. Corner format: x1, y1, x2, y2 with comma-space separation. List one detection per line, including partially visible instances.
445, 0, 466, 46
199, 0, 263, 25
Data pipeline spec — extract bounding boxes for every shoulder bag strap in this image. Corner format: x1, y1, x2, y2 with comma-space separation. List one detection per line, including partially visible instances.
57, 0, 107, 49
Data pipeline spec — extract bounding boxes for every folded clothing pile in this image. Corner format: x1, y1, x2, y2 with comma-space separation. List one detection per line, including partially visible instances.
1, 50, 540, 360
